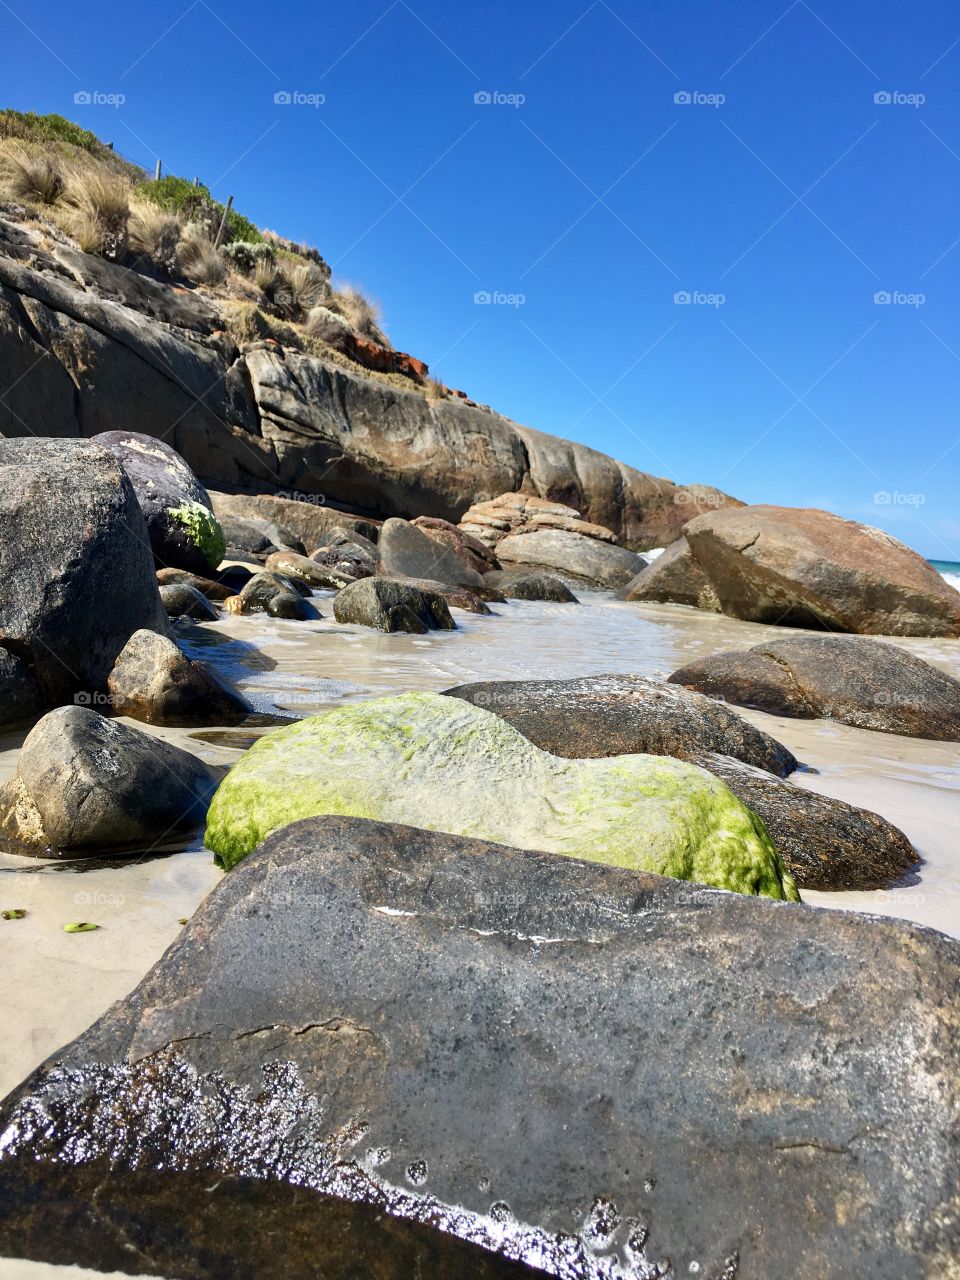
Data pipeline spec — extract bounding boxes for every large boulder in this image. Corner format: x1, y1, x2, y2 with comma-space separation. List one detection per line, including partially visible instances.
210, 489, 380, 548
670, 634, 960, 741
681, 505, 960, 636
695, 753, 918, 890
332, 578, 456, 634
410, 515, 499, 574
444, 674, 798, 776
620, 537, 721, 610
483, 571, 579, 602
0, 437, 169, 708
107, 629, 251, 726
92, 430, 226, 574
203, 691, 797, 898
378, 517, 486, 588
0, 646, 43, 731
495, 527, 646, 588
158, 582, 218, 620
0, 706, 218, 854
0, 817, 955, 1278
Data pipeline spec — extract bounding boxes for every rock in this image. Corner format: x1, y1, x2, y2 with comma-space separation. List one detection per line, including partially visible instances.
158, 583, 218, 621
377, 518, 486, 588
155, 567, 234, 602
0, 438, 169, 707
236, 572, 313, 615
332, 579, 457, 634
619, 537, 721, 610
92, 430, 226, 574
669, 634, 960, 741
443, 675, 797, 776
495, 528, 646, 588
0, 706, 218, 854
458, 491, 619, 552
681, 505, 960, 636
265, 549, 348, 589
204, 691, 797, 898
695, 753, 919, 890
1, 817, 954, 1279
382, 576, 499, 614
309, 540, 377, 584
266, 591, 319, 620
210, 490, 379, 549
219, 514, 302, 559
411, 515, 499, 574
483, 571, 578, 602
107, 629, 251, 726
0, 646, 43, 731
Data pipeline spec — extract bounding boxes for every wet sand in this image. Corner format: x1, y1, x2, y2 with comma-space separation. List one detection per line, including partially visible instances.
1, 592, 957, 1106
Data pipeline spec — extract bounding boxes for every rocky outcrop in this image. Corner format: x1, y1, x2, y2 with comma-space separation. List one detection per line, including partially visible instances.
674, 505, 960, 636
203, 691, 797, 898
620, 537, 721, 610
210, 490, 380, 548
459, 491, 622, 548
107, 629, 251, 726
92, 430, 225, 574
495, 527, 646, 588
0, 706, 218, 854
332, 579, 456, 634
1, 817, 955, 1278
670, 634, 960, 740
0, 218, 734, 549
0, 437, 169, 710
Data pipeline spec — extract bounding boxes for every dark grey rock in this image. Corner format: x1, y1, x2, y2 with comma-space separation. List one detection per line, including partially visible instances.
107, 629, 251, 726
92, 430, 224, 575
266, 591, 320, 620
333, 577, 456, 633
264, 550, 348, 589
377, 517, 486, 588
619, 538, 720, 610
485, 572, 579, 602
0, 438, 169, 707
0, 646, 43, 731
156, 568, 234, 602
237, 572, 311, 615
382, 576, 496, 615
220, 514, 300, 559
670, 634, 960, 740
159, 583, 218, 621
444, 674, 797, 776
694, 752, 919, 890
0, 816, 955, 1278
0, 706, 218, 854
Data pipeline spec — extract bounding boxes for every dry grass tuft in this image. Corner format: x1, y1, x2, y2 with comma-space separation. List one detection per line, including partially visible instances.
323, 284, 389, 347
128, 199, 181, 273
64, 166, 130, 259
5, 150, 64, 205
177, 223, 227, 286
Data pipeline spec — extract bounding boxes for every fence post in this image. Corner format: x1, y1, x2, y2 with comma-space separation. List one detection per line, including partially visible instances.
154, 158, 162, 181
214, 195, 234, 248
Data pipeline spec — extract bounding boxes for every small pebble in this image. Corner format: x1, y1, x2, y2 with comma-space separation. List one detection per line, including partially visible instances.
2, 909, 26, 920
64, 922, 99, 933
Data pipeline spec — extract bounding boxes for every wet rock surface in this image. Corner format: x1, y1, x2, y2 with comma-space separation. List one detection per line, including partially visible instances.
483, 571, 579, 602
681, 504, 960, 636
107, 629, 251, 727
0, 816, 956, 1279
159, 582, 219, 621
670, 634, 960, 740
496, 527, 646, 589
0, 706, 219, 855
694, 753, 918, 890
443, 674, 798, 776
333, 577, 456, 634
0, 437, 169, 708
92, 430, 225, 575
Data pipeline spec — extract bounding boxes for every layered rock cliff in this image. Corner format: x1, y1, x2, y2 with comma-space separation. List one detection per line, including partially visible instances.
0, 215, 736, 549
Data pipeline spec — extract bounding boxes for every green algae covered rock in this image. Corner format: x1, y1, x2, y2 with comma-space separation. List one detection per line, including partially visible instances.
204, 692, 799, 899
167, 500, 226, 570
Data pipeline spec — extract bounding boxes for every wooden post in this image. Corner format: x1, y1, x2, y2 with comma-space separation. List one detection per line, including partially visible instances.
214, 195, 233, 248
154, 158, 161, 181
194, 176, 200, 187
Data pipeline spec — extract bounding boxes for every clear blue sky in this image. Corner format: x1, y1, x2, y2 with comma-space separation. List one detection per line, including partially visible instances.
4, 0, 959, 557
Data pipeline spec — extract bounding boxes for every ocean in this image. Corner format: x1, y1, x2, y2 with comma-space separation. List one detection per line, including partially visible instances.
930, 560, 960, 593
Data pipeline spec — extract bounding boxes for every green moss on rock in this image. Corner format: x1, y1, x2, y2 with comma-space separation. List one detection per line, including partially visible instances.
205, 693, 799, 900
166, 501, 226, 569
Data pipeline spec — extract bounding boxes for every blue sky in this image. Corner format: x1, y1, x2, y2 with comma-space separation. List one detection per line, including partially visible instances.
3, 0, 959, 557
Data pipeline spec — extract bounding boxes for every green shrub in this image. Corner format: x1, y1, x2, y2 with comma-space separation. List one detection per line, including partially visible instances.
0, 111, 102, 154
138, 176, 263, 245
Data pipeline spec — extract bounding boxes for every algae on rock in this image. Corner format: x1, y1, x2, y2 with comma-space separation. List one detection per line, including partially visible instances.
204, 692, 798, 900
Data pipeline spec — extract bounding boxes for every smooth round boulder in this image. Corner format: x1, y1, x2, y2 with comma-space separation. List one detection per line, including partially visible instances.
204, 691, 798, 900
92, 431, 225, 575
670, 634, 960, 740
494, 527, 645, 588
266, 592, 320, 620
107, 629, 251, 726
159, 583, 218, 621
155, 568, 234, 602
236, 572, 312, 615
0, 706, 218, 854
486, 572, 578, 602
333, 578, 456, 634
